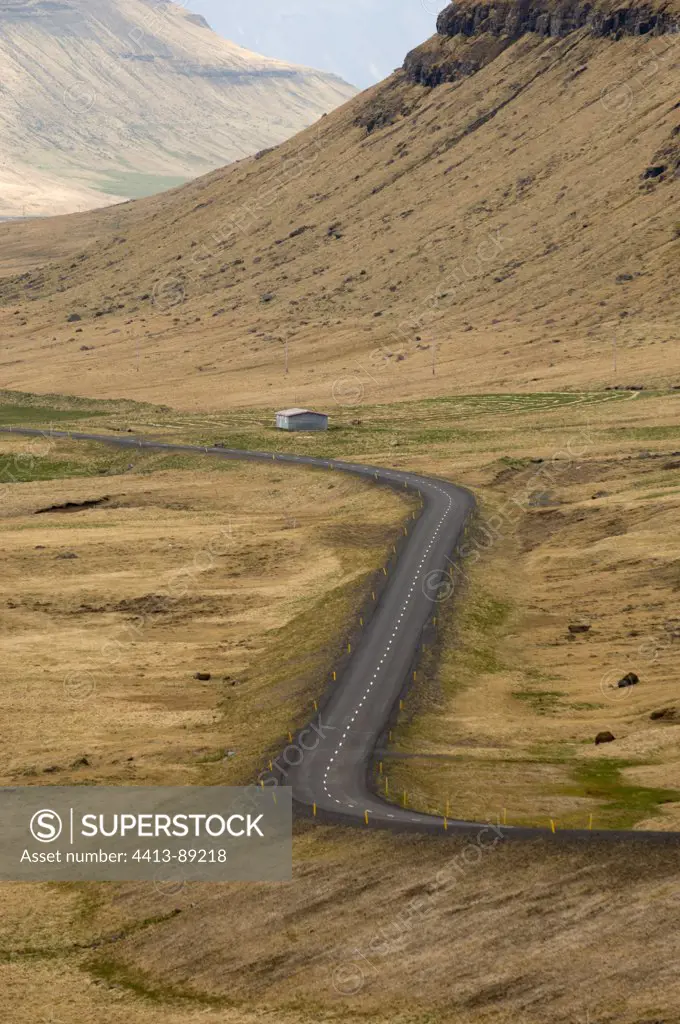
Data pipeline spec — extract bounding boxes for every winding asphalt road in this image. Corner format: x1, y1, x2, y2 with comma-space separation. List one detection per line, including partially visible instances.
3, 426, 679, 843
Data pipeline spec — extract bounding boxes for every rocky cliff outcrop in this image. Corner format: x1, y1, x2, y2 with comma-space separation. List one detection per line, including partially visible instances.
405, 1, 679, 86
436, 1, 679, 40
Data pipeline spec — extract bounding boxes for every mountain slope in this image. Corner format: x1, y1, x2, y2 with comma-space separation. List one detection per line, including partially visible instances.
0, 0, 677, 407
0, 0, 355, 217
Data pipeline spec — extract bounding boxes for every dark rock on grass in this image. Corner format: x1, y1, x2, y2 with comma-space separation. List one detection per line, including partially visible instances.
568, 624, 591, 634
66, 313, 82, 322
71, 755, 91, 767
195, 672, 212, 682
650, 708, 678, 721
618, 672, 639, 688
643, 164, 666, 179
595, 731, 616, 745
55, 552, 79, 560
43, 765, 61, 773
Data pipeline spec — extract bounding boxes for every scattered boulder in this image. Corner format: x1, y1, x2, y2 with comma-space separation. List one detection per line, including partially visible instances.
195, 672, 212, 682
55, 552, 79, 560
618, 672, 639, 689
66, 313, 82, 322
568, 624, 591, 634
71, 755, 91, 768
642, 164, 666, 179
650, 708, 677, 721
595, 731, 616, 745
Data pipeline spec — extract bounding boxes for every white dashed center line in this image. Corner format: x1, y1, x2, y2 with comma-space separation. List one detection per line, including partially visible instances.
322, 479, 456, 815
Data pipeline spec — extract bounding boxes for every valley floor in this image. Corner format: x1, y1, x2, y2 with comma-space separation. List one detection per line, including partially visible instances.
1, 388, 680, 1022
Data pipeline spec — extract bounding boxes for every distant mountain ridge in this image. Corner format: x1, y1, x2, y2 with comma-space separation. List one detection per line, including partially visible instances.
0, 0, 356, 216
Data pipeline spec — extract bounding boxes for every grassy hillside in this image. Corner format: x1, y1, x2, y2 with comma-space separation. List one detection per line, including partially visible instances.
0, 0, 677, 406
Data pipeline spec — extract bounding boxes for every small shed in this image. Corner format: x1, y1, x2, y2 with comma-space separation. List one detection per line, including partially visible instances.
275, 408, 329, 432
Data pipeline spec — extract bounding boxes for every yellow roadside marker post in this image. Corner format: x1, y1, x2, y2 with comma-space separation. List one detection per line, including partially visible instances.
550, 819, 556, 834
260, 780, 264, 789
588, 813, 593, 831
360, 616, 364, 626
446, 799, 450, 819
288, 731, 293, 743
313, 700, 318, 712
332, 671, 337, 681
382, 567, 387, 576
399, 700, 404, 711
372, 591, 376, 600
313, 803, 317, 818
379, 762, 383, 775
443, 817, 448, 831
385, 777, 389, 796
268, 760, 273, 771
364, 810, 369, 825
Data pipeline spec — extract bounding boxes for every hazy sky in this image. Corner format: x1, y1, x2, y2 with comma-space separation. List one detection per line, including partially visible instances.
189, 1, 442, 88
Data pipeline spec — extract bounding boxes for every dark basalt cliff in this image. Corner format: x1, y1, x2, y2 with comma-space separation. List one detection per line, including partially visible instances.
404, 1, 679, 86
437, 1, 679, 39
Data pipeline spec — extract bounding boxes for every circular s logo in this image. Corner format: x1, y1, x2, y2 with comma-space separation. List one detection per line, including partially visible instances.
30, 809, 63, 843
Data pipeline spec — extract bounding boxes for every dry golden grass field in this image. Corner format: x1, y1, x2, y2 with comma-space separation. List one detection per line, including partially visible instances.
1, 2, 679, 1021
1, 386, 680, 1023
0, 434, 412, 791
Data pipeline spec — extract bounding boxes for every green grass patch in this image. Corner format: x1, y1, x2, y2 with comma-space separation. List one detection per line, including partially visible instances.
467, 595, 512, 632
0, 454, 88, 483
87, 955, 228, 1007
564, 759, 680, 830
605, 425, 680, 442
512, 690, 567, 714
0, 403, 101, 426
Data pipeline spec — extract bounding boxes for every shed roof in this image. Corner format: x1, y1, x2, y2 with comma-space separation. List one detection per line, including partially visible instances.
276, 408, 327, 417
